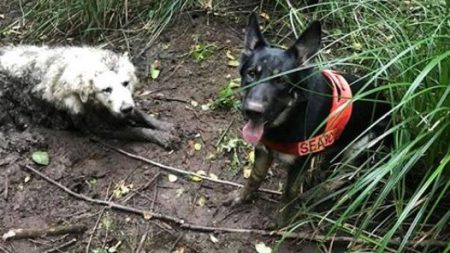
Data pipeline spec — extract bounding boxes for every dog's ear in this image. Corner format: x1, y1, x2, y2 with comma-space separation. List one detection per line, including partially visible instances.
287, 21, 321, 64
242, 12, 268, 59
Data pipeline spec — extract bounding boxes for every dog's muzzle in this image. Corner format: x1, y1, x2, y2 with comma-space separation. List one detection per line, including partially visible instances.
120, 104, 134, 114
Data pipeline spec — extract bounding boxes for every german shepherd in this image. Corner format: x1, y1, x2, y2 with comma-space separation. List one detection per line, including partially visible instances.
225, 13, 391, 226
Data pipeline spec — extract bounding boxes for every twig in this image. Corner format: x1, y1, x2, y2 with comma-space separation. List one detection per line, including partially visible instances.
168, 233, 183, 252
135, 231, 148, 253
43, 238, 78, 253
215, 119, 235, 147
151, 96, 189, 104
122, 172, 160, 204
98, 141, 282, 196
161, 61, 184, 83
22, 165, 449, 249
3, 178, 8, 200
2, 225, 87, 241
85, 207, 106, 253
23, 165, 184, 224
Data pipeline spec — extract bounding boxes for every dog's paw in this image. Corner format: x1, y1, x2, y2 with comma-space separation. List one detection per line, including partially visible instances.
223, 189, 251, 207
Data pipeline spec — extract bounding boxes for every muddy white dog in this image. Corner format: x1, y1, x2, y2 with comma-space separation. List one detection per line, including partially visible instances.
0, 45, 137, 117
0, 45, 177, 148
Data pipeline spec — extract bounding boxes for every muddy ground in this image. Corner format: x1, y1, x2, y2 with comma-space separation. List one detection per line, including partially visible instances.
0, 3, 340, 253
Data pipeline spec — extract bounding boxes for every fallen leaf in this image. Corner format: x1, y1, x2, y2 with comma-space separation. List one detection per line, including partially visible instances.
225, 50, 235, 60
196, 170, 207, 176
255, 242, 272, 253
209, 234, 219, 243
108, 241, 122, 253
168, 174, 178, 182
247, 150, 255, 163
243, 167, 252, 179
201, 103, 210, 111
143, 211, 153, 220
149, 60, 161, 80
228, 79, 241, 88
260, 12, 270, 20
176, 188, 184, 197
352, 42, 363, 51
190, 175, 203, 182
194, 143, 202, 151
197, 195, 207, 206
227, 60, 239, 67
191, 100, 199, 107
32, 151, 49, 165
172, 247, 185, 253
208, 173, 218, 180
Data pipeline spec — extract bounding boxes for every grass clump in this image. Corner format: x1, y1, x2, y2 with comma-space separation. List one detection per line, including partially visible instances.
262, 0, 450, 252
2, 0, 197, 44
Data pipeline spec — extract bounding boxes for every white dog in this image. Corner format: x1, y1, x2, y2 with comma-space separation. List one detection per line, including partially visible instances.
0, 45, 137, 117
0, 45, 177, 148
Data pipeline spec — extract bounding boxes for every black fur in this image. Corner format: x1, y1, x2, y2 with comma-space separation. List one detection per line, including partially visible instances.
226, 13, 391, 227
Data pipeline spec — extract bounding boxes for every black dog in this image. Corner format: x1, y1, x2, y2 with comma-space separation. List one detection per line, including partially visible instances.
226, 13, 391, 226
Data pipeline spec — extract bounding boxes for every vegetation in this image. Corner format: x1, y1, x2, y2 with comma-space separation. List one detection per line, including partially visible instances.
2, 0, 449, 252
265, 0, 449, 252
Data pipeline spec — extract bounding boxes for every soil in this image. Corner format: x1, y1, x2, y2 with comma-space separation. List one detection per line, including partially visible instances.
0, 4, 338, 253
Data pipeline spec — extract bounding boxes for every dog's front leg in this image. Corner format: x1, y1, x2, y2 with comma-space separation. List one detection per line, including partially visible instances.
225, 145, 273, 206
131, 108, 175, 132
96, 127, 179, 149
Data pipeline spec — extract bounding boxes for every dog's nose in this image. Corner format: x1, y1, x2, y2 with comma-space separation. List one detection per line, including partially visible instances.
245, 101, 265, 113
243, 101, 265, 119
120, 104, 133, 114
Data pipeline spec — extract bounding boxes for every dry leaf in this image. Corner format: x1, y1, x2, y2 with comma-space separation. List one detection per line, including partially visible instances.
209, 234, 219, 243
225, 50, 235, 60
255, 242, 272, 253
194, 143, 202, 151
191, 100, 199, 107
143, 211, 153, 220
227, 60, 239, 67
168, 174, 178, 182
208, 173, 218, 180
190, 175, 203, 182
197, 195, 207, 207
260, 12, 270, 20
243, 167, 252, 179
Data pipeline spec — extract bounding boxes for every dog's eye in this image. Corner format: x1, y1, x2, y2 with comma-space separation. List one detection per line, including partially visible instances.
102, 87, 112, 93
122, 81, 129, 87
247, 70, 256, 80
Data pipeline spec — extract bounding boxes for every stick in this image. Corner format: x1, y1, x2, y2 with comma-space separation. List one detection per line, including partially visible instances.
2, 225, 87, 241
85, 207, 106, 253
215, 119, 234, 147
43, 238, 78, 253
23, 165, 185, 224
3, 178, 8, 200
135, 231, 148, 253
22, 165, 448, 249
98, 141, 282, 196
122, 172, 160, 204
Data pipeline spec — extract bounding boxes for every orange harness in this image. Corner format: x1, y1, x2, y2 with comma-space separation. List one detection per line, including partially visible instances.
261, 70, 353, 156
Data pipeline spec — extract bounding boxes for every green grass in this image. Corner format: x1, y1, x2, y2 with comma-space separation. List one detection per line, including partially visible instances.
264, 0, 450, 252
1, 0, 196, 45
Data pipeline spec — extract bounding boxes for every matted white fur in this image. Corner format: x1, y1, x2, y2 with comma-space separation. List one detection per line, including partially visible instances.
0, 45, 138, 116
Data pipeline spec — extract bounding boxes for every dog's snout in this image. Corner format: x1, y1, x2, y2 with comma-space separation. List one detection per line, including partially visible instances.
245, 101, 265, 113
243, 100, 266, 119
120, 104, 133, 114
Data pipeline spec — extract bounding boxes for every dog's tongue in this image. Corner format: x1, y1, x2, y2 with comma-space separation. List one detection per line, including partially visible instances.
242, 121, 264, 145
